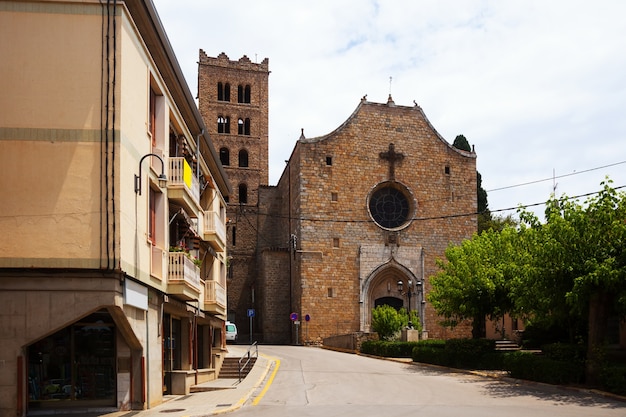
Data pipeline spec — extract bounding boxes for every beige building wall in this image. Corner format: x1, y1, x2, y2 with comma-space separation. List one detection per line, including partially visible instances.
0, 2, 230, 416
0, 3, 104, 269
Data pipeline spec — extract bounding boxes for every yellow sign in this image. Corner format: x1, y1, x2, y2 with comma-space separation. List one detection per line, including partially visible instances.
183, 159, 192, 188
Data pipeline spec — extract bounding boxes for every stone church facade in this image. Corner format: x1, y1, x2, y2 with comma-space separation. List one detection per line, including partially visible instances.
199, 53, 476, 344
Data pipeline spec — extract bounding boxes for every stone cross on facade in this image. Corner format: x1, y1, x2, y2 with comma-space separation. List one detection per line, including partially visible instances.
379, 143, 404, 180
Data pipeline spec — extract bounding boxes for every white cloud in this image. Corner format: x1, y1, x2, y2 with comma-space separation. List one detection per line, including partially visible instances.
153, 0, 626, 219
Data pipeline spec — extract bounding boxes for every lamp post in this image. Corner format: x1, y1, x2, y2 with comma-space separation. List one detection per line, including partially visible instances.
135, 153, 167, 195
397, 279, 422, 329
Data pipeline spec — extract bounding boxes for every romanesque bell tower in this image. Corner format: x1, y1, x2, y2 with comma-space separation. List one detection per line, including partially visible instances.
198, 51, 269, 337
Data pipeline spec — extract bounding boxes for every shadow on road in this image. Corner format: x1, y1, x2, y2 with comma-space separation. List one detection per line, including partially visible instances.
400, 361, 625, 409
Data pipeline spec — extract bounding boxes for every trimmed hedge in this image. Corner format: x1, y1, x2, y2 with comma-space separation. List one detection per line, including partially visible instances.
600, 364, 626, 396
361, 340, 421, 358
361, 339, 624, 396
502, 351, 585, 385
410, 338, 497, 369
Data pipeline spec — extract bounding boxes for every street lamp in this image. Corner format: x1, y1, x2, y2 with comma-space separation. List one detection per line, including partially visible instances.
134, 153, 167, 195
397, 279, 422, 329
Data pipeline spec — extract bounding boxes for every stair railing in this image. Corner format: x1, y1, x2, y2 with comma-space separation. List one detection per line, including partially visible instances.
238, 341, 258, 382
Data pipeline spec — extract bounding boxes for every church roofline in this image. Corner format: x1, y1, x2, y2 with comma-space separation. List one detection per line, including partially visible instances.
299, 96, 476, 159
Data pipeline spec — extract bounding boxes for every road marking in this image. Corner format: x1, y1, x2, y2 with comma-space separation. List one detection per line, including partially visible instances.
251, 358, 281, 406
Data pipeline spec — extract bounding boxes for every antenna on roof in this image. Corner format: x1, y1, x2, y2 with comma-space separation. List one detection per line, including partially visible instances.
389, 76, 393, 95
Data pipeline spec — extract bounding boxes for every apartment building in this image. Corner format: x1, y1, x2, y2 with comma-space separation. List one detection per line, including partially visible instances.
0, 1, 230, 415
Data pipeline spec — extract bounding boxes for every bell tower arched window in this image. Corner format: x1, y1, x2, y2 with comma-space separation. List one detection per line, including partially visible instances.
238, 84, 251, 103
219, 147, 230, 166
238, 149, 249, 167
217, 116, 230, 134
238, 183, 248, 204
218, 82, 230, 102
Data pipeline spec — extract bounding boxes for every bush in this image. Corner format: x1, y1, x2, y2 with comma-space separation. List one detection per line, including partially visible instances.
541, 342, 586, 363
412, 340, 448, 366
599, 364, 626, 396
361, 340, 420, 358
502, 351, 585, 385
371, 305, 404, 340
444, 338, 495, 368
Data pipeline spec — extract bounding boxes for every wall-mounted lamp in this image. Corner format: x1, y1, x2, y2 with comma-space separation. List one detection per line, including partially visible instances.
134, 153, 167, 195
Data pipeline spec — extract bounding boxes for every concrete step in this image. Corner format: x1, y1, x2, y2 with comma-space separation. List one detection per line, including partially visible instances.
495, 340, 520, 351
218, 357, 257, 379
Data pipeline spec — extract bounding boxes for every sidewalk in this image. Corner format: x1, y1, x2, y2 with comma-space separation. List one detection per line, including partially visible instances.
134, 345, 273, 416
81, 346, 273, 417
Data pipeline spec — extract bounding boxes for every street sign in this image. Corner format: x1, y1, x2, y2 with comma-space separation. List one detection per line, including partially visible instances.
305, 314, 310, 322
290, 312, 298, 321
247, 308, 255, 318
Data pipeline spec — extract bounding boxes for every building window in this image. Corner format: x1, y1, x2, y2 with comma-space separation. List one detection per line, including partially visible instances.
331, 192, 338, 202
238, 84, 251, 103
328, 288, 336, 298
149, 187, 164, 246
326, 156, 333, 166
219, 147, 230, 166
232, 226, 236, 246
237, 117, 251, 136
217, 82, 230, 102
149, 87, 157, 145
217, 116, 230, 134
333, 238, 340, 248
445, 165, 450, 175
238, 183, 248, 204
367, 181, 415, 230
238, 149, 249, 167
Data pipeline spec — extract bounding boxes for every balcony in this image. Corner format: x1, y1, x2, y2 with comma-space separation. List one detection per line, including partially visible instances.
168, 157, 200, 215
167, 252, 201, 300
202, 210, 226, 252
204, 280, 226, 315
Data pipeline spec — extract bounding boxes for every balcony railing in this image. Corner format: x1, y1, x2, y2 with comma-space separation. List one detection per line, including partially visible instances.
168, 157, 200, 204
167, 252, 201, 298
203, 210, 226, 250
204, 280, 226, 311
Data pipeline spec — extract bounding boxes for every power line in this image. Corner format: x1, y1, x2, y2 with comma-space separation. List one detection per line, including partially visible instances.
486, 160, 626, 193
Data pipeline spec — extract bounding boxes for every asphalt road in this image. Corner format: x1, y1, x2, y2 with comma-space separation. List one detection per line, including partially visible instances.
236, 345, 625, 417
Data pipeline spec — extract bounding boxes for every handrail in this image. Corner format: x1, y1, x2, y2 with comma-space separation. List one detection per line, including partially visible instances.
237, 341, 258, 382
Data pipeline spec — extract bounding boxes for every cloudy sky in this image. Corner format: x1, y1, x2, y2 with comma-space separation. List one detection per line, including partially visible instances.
152, 0, 626, 220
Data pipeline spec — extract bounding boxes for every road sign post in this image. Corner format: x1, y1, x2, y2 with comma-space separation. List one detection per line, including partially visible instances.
248, 309, 255, 343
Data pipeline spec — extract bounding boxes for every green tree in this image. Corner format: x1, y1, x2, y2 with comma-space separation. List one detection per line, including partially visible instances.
428, 228, 522, 338
371, 305, 404, 340
518, 180, 626, 384
452, 134, 493, 233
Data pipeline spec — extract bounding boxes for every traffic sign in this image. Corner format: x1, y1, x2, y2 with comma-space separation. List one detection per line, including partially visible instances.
290, 312, 298, 321
247, 308, 255, 317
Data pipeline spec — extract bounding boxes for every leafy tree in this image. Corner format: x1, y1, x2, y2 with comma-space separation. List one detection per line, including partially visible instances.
371, 305, 404, 340
429, 179, 626, 385
428, 228, 522, 338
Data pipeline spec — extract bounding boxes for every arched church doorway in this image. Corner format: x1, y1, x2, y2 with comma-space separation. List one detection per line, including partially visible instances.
361, 260, 420, 332
374, 296, 403, 310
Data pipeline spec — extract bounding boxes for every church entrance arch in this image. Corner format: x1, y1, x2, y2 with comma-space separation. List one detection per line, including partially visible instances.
374, 296, 403, 310
361, 261, 418, 332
